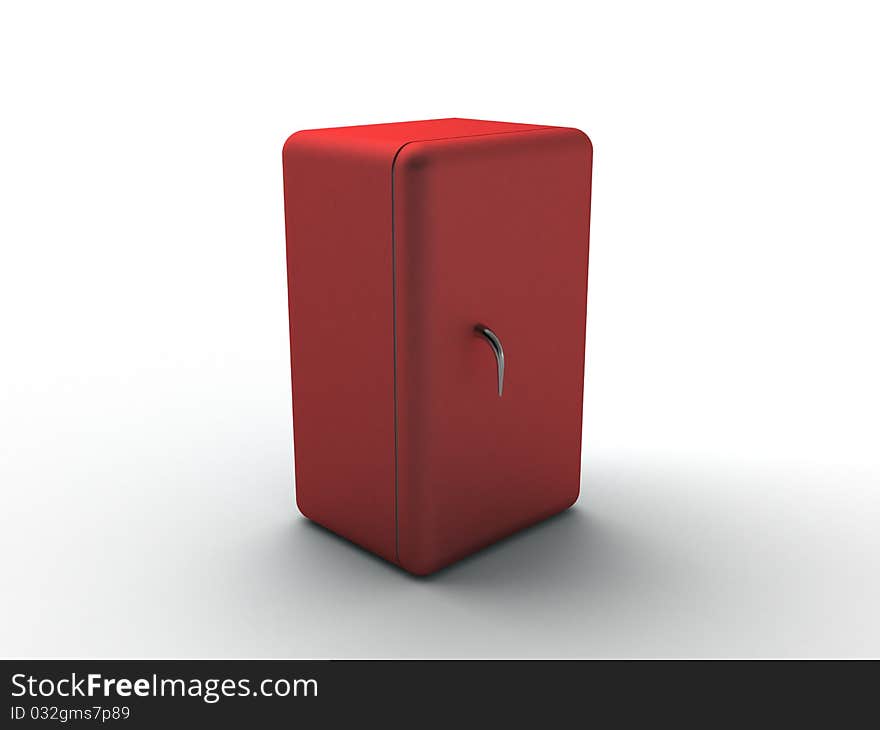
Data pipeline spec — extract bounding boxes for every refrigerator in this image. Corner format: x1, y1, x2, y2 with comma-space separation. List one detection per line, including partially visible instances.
283, 118, 592, 575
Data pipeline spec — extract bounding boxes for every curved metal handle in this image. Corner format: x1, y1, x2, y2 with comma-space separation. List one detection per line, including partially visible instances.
474, 325, 504, 397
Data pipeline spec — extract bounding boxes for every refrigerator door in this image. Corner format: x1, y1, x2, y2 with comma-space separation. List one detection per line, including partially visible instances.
393, 127, 592, 574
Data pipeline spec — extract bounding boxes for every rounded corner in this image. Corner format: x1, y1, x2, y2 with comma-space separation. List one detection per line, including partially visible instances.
393, 142, 434, 175
399, 555, 438, 578
564, 483, 581, 511
566, 127, 593, 155
282, 129, 311, 157
294, 488, 312, 520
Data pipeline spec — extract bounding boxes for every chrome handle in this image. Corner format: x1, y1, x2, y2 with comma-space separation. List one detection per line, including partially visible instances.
474, 325, 504, 397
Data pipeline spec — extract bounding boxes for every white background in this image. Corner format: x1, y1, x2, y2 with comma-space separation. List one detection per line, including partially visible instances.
1, 1, 878, 657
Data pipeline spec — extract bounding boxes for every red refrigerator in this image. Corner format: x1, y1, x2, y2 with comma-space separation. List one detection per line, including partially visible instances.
283, 118, 592, 575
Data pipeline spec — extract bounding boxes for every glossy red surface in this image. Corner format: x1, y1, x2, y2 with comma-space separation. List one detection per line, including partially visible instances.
283, 119, 592, 574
